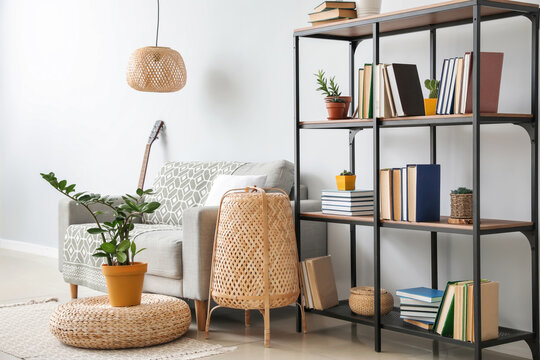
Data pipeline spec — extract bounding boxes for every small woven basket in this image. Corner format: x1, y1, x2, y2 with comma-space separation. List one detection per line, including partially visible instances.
349, 286, 394, 316
450, 193, 473, 219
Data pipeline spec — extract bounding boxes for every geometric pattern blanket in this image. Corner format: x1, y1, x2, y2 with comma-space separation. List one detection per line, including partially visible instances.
63, 223, 181, 292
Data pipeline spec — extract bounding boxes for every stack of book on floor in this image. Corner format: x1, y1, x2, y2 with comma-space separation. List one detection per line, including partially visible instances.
434, 280, 499, 342
309, 1, 357, 26
321, 189, 374, 216
396, 287, 443, 329
379, 164, 440, 222
436, 52, 503, 115
357, 63, 425, 119
299, 256, 339, 310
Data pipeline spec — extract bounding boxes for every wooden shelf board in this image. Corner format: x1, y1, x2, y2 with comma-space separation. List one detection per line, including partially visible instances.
295, 0, 538, 39
300, 212, 533, 233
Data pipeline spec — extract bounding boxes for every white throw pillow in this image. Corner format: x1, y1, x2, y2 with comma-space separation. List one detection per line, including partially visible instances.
204, 175, 267, 206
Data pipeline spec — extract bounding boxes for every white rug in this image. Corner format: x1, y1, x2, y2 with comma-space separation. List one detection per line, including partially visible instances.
0, 298, 235, 360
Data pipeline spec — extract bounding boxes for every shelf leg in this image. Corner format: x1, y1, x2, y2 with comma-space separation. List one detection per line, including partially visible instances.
372, 21, 381, 353
472, 5, 482, 360
349, 130, 358, 287
293, 34, 302, 334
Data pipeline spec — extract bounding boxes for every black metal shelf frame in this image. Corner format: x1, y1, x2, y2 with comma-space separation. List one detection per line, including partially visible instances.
293, 1, 539, 359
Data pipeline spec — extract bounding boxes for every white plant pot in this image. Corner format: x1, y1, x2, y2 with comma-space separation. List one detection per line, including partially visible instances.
356, 0, 382, 14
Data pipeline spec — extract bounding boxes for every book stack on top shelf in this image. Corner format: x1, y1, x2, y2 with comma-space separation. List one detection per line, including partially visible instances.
321, 189, 374, 216
397, 287, 444, 329
309, 1, 357, 26
437, 52, 503, 115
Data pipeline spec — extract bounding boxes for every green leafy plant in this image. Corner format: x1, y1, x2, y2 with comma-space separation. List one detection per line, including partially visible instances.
40, 172, 160, 266
339, 170, 354, 176
450, 187, 473, 195
424, 79, 440, 99
315, 70, 344, 103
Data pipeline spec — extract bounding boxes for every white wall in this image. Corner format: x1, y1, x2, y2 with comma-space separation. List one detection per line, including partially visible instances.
1, 0, 538, 334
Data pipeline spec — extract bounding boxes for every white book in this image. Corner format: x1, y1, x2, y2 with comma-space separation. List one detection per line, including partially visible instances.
401, 167, 408, 221
400, 305, 439, 312
436, 59, 449, 115
379, 64, 385, 117
373, 63, 380, 118
301, 261, 313, 309
400, 310, 438, 318
400, 297, 440, 306
445, 57, 458, 114
322, 201, 373, 207
322, 205, 374, 211
322, 209, 374, 216
386, 65, 404, 117
441, 57, 455, 114
460, 52, 471, 114
382, 65, 397, 117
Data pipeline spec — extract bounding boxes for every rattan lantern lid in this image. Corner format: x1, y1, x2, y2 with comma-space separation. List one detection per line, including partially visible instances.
127, 46, 187, 93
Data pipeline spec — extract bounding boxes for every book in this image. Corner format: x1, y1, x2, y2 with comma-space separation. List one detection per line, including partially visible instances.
401, 310, 438, 318
305, 256, 339, 310
358, 68, 364, 118
464, 280, 499, 342
373, 64, 380, 118
454, 57, 464, 114
407, 164, 440, 222
441, 57, 456, 115
386, 64, 425, 116
400, 297, 441, 307
463, 52, 504, 113
321, 190, 374, 198
396, 287, 444, 303
460, 52, 472, 113
392, 168, 402, 221
301, 261, 313, 309
403, 318, 434, 330
434, 281, 459, 337
322, 204, 374, 211
401, 166, 408, 221
382, 65, 397, 117
380, 168, 393, 220
363, 64, 373, 119
436, 59, 449, 115
401, 314, 436, 321
322, 209, 374, 216
309, 8, 357, 22
400, 305, 439, 312
322, 200, 373, 207
314, 1, 356, 13
310, 17, 351, 25
445, 57, 459, 114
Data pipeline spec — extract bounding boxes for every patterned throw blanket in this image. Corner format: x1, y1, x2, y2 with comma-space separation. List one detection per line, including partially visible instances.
62, 161, 245, 291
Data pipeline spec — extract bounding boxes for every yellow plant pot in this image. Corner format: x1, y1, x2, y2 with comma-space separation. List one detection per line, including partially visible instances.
336, 175, 356, 191
424, 98, 437, 116
102, 262, 147, 307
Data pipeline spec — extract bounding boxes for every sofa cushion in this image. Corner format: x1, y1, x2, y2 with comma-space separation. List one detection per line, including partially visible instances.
233, 160, 294, 195
135, 228, 183, 279
143, 161, 245, 225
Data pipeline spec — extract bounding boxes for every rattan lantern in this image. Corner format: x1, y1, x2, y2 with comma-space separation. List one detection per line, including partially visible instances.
126, 0, 186, 93
205, 187, 306, 347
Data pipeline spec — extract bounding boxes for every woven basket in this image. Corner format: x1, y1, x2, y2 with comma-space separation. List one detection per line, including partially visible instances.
49, 294, 191, 349
206, 187, 303, 347
450, 193, 473, 219
127, 46, 187, 93
349, 286, 394, 316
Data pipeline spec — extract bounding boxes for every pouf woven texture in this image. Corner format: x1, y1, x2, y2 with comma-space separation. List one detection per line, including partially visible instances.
49, 294, 191, 349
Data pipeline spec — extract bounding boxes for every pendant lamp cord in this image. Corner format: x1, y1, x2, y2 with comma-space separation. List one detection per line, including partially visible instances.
155, 0, 160, 47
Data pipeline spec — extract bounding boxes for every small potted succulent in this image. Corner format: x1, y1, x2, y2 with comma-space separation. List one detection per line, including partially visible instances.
449, 187, 473, 224
336, 170, 356, 191
315, 70, 352, 120
424, 79, 439, 116
41, 172, 161, 307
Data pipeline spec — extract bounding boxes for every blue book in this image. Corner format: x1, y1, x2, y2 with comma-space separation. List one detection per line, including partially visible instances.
396, 287, 444, 303
436, 59, 449, 115
407, 164, 440, 222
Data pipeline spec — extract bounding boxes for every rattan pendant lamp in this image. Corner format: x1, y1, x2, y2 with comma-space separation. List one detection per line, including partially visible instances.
127, 0, 186, 92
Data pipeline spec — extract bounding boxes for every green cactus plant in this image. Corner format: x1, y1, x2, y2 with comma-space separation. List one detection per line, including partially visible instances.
339, 170, 354, 176
424, 79, 440, 99
450, 187, 473, 195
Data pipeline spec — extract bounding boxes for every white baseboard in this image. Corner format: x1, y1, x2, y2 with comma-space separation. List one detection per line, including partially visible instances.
0, 238, 57, 258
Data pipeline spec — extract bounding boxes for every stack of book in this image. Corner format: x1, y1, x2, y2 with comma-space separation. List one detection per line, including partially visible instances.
321, 189, 374, 216
358, 63, 425, 119
309, 1, 357, 26
380, 164, 440, 222
299, 256, 339, 310
434, 280, 499, 342
436, 52, 503, 115
396, 287, 444, 330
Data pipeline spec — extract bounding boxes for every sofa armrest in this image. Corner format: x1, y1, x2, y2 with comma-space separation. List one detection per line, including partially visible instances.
181, 206, 219, 300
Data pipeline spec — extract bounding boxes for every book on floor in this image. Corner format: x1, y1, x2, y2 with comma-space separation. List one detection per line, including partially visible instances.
305, 256, 339, 310
314, 1, 356, 13
396, 287, 444, 303
407, 164, 440, 222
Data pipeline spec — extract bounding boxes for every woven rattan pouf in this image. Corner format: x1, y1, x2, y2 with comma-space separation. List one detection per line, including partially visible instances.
205, 187, 304, 347
50, 294, 191, 349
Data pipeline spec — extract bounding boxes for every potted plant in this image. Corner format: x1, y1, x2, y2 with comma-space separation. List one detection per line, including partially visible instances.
315, 70, 352, 120
40, 172, 160, 307
449, 187, 473, 224
423, 79, 439, 116
336, 170, 356, 191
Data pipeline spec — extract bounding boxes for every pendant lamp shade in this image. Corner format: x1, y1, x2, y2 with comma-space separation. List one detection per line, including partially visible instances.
127, 46, 187, 93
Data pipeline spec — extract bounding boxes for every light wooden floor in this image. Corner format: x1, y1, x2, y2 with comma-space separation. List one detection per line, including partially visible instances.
0, 249, 533, 360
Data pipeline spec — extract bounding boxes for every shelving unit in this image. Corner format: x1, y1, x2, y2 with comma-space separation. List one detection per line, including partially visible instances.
292, 1, 539, 359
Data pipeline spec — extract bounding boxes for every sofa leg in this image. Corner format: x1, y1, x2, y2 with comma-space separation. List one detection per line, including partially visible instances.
194, 300, 207, 331
70, 284, 78, 299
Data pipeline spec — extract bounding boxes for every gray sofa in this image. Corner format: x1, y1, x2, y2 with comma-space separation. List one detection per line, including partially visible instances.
58, 160, 326, 330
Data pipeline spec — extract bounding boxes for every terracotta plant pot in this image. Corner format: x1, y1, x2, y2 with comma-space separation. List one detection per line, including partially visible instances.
102, 262, 147, 307
336, 175, 356, 191
424, 98, 437, 116
326, 96, 352, 118
326, 102, 346, 120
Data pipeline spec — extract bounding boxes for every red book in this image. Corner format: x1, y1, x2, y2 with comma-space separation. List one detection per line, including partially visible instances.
464, 52, 504, 113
